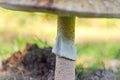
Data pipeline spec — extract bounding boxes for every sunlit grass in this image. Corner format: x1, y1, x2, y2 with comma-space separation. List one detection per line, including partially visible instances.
0, 36, 120, 71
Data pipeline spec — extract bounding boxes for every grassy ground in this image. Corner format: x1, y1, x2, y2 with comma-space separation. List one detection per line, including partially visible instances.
0, 8, 120, 74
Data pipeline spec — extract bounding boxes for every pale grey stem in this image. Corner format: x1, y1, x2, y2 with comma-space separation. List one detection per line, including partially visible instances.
53, 16, 76, 80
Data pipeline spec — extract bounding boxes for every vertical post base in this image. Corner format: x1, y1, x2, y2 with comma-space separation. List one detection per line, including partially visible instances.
55, 56, 75, 80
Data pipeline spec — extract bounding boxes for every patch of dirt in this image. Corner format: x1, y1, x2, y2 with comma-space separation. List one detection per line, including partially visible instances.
0, 44, 115, 80
1, 43, 55, 80
78, 69, 115, 80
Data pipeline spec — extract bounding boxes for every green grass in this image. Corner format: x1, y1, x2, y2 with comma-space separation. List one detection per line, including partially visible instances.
76, 43, 120, 71
77, 43, 120, 59
0, 37, 120, 69
0, 37, 51, 59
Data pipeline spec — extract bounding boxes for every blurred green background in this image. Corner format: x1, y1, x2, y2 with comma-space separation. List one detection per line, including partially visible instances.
0, 8, 120, 72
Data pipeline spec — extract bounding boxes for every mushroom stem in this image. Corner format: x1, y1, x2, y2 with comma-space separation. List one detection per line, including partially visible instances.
54, 16, 76, 80
52, 16, 76, 60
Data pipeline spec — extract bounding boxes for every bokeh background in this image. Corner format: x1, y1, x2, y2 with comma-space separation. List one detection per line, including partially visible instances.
0, 8, 120, 72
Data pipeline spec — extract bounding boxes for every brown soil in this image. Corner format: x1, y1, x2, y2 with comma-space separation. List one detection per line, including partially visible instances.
0, 44, 115, 80
1, 43, 55, 80
77, 69, 115, 80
